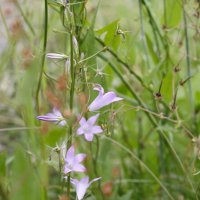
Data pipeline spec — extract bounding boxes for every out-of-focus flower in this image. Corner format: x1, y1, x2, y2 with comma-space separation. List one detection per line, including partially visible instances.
46, 53, 68, 59
37, 107, 66, 126
73, 36, 79, 56
70, 176, 102, 200
76, 113, 103, 141
64, 145, 86, 174
88, 84, 123, 112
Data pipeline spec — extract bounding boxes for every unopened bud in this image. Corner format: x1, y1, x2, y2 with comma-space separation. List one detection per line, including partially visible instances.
81, 52, 84, 60
173, 66, 181, 73
69, 11, 74, 25
101, 123, 107, 131
65, 58, 70, 74
76, 87, 82, 93
46, 53, 68, 59
86, 72, 90, 80
73, 36, 79, 56
52, 29, 58, 33
105, 130, 111, 137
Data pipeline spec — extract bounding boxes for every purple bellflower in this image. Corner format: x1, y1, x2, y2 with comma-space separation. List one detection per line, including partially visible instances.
76, 113, 103, 141
64, 145, 86, 174
88, 84, 123, 112
37, 107, 66, 126
70, 176, 102, 200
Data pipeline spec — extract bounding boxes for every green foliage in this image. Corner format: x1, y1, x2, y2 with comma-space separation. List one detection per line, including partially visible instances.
10, 148, 40, 200
160, 0, 182, 28
0, 151, 7, 183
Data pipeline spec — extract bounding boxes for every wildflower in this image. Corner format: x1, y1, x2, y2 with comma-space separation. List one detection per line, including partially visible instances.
46, 53, 68, 59
76, 113, 103, 141
37, 107, 66, 126
70, 176, 102, 200
88, 84, 123, 112
64, 145, 86, 174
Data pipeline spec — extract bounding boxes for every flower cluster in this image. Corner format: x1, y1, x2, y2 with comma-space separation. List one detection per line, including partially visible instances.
37, 83, 123, 199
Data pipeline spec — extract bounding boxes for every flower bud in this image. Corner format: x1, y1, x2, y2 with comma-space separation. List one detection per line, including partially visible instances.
105, 130, 111, 137
101, 123, 107, 131
86, 72, 90, 80
46, 53, 68, 59
69, 11, 74, 25
65, 58, 70, 74
81, 52, 84, 60
73, 36, 79, 56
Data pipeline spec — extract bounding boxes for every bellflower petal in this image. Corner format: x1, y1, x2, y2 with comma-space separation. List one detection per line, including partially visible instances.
89, 126, 104, 134
74, 154, 86, 165
72, 164, 86, 172
88, 84, 123, 112
37, 107, 66, 126
70, 176, 102, 200
89, 177, 102, 186
76, 113, 103, 142
76, 114, 87, 126
85, 134, 93, 141
64, 145, 86, 174
86, 113, 100, 127
76, 127, 85, 135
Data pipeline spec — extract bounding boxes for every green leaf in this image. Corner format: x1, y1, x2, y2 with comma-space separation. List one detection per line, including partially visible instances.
10, 148, 40, 200
119, 190, 133, 200
48, 0, 61, 6
118, 32, 138, 64
0, 151, 7, 183
160, 0, 182, 28
145, 34, 159, 64
95, 19, 119, 35
104, 25, 120, 52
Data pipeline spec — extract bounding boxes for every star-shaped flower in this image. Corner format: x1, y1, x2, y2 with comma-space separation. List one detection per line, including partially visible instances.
88, 84, 123, 112
76, 113, 103, 141
37, 107, 66, 126
64, 145, 86, 174
69, 176, 102, 200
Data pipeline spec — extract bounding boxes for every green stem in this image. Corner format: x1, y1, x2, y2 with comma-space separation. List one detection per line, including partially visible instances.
182, 3, 194, 120
77, 35, 117, 64
35, 0, 48, 115
138, 0, 150, 69
67, 20, 75, 200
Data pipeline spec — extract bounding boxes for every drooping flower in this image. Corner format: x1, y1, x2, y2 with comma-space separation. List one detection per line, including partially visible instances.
46, 53, 68, 59
70, 176, 102, 200
76, 113, 103, 142
37, 107, 66, 126
88, 84, 123, 112
64, 145, 86, 174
